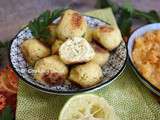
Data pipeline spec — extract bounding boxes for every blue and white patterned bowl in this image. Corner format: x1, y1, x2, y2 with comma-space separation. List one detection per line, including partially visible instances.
128, 23, 160, 96
9, 16, 127, 95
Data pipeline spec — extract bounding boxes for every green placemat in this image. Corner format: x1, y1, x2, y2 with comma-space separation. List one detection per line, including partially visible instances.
16, 8, 160, 120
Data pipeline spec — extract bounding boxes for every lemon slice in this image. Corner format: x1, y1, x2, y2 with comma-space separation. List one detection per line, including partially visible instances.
59, 94, 117, 120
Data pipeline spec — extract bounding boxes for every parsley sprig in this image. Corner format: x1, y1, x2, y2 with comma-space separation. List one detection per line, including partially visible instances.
96, 0, 160, 37
28, 8, 66, 43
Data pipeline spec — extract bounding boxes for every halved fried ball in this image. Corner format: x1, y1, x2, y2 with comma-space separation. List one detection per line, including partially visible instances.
91, 43, 110, 66
51, 39, 64, 55
21, 38, 50, 65
34, 55, 68, 85
57, 9, 87, 40
69, 62, 103, 88
59, 37, 95, 64
93, 25, 122, 50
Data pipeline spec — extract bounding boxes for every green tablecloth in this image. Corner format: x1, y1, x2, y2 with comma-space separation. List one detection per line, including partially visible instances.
16, 8, 160, 120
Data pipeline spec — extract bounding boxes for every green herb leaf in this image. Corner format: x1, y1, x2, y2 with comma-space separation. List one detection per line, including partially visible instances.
96, 0, 160, 37
117, 1, 134, 36
122, 1, 134, 14
96, 0, 134, 36
117, 11, 132, 37
133, 10, 160, 23
51, 9, 67, 21
28, 8, 66, 43
0, 106, 14, 120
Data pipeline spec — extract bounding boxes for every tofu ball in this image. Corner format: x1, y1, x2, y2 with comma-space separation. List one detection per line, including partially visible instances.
57, 9, 87, 40
48, 24, 57, 45
34, 55, 68, 85
69, 62, 103, 88
91, 43, 110, 66
48, 24, 57, 38
84, 26, 94, 42
51, 39, 64, 55
59, 37, 95, 64
21, 38, 50, 65
93, 25, 122, 50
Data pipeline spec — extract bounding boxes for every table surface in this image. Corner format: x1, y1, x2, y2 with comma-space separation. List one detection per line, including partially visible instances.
0, 0, 160, 101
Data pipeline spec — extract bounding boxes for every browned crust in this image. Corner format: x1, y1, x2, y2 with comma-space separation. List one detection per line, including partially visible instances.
71, 12, 83, 28
99, 25, 113, 33
42, 72, 66, 86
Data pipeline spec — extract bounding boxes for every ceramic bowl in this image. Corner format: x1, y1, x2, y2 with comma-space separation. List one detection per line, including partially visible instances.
128, 23, 160, 96
9, 16, 127, 95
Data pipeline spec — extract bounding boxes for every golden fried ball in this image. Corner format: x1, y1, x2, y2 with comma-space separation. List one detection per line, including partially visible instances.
93, 25, 122, 50
69, 62, 103, 88
57, 9, 87, 40
91, 43, 110, 66
84, 26, 94, 42
21, 38, 50, 65
48, 24, 57, 45
34, 55, 68, 85
51, 39, 64, 55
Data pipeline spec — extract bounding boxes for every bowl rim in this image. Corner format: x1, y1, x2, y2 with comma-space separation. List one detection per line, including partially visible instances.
8, 15, 128, 95
127, 23, 160, 96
